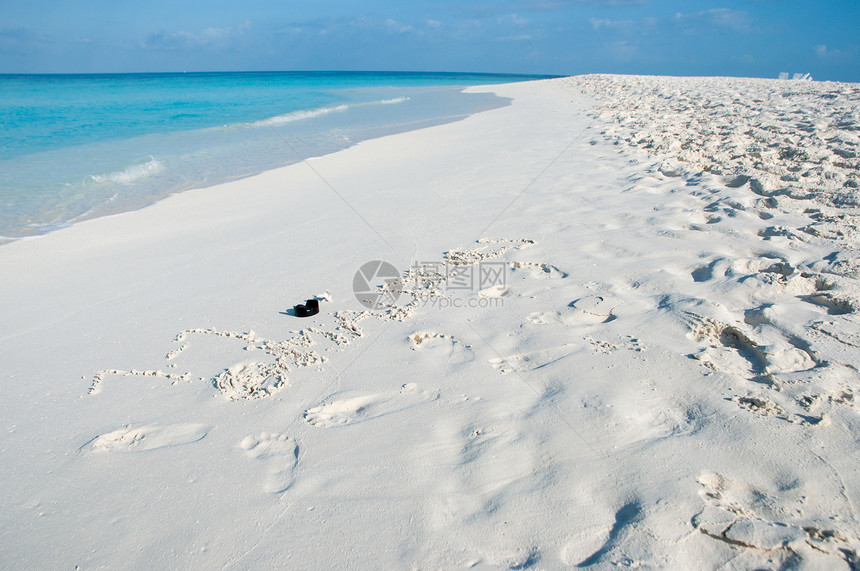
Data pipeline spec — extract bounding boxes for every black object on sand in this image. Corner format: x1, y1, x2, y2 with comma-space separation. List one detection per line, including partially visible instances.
293, 299, 320, 317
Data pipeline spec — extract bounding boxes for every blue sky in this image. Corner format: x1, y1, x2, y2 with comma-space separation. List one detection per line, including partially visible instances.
1, 0, 858, 81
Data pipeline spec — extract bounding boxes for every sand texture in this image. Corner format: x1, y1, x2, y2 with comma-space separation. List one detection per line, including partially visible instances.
0, 75, 858, 569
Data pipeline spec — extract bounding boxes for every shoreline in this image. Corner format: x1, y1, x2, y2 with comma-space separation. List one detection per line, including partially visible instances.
1, 75, 858, 569
0, 98, 513, 247
1, 72, 547, 244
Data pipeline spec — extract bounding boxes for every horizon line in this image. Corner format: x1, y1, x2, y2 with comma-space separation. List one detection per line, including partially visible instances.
0, 69, 564, 78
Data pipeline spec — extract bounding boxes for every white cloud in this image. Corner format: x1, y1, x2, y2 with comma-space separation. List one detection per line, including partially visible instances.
498, 33, 534, 42
814, 44, 859, 61
142, 21, 250, 50
498, 14, 529, 27
674, 8, 753, 33
272, 15, 446, 42
590, 18, 634, 30
384, 19, 414, 34
708, 8, 752, 31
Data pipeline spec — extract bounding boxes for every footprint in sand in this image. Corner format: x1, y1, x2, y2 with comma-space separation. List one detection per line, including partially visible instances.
527, 294, 623, 327
304, 383, 437, 428
690, 255, 821, 300
569, 501, 645, 567
477, 284, 509, 298
690, 256, 798, 285
602, 391, 692, 449
694, 472, 860, 566
488, 344, 580, 374
215, 360, 290, 400
409, 332, 474, 366
526, 310, 592, 327
509, 261, 568, 279
239, 433, 298, 494
802, 285, 858, 316
686, 313, 818, 383
733, 395, 785, 417
87, 423, 210, 453
587, 335, 644, 355
569, 295, 622, 324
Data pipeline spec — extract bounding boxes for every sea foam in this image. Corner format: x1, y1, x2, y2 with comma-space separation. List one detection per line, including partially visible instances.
253, 105, 350, 127
87, 156, 164, 184
252, 97, 410, 127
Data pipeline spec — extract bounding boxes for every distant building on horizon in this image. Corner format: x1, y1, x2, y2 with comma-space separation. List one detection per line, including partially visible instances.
779, 72, 813, 81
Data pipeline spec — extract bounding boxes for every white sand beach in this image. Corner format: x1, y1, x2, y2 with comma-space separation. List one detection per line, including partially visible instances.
1, 76, 858, 569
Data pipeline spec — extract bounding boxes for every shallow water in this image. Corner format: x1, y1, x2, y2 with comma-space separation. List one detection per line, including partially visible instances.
0, 71, 551, 241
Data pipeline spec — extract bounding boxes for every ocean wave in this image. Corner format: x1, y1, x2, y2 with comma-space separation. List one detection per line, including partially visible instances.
253, 104, 350, 127
87, 156, 164, 184
252, 97, 409, 128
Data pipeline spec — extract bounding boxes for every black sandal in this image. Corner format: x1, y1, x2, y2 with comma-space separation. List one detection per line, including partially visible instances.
293, 299, 320, 317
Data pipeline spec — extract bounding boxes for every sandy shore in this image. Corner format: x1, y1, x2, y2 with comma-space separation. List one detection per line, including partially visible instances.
1, 76, 858, 569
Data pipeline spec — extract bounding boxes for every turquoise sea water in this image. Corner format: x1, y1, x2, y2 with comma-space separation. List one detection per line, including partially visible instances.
0, 71, 551, 242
